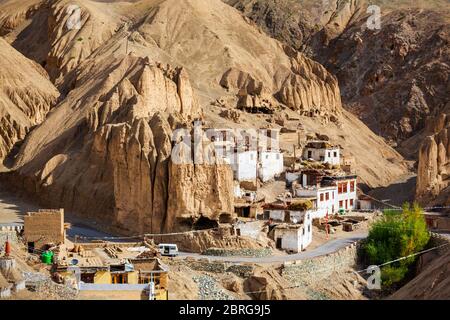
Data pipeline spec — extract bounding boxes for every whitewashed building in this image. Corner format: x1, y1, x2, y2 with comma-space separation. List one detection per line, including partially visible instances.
258, 151, 284, 182
293, 171, 357, 218
206, 127, 284, 183
324, 176, 357, 212
273, 212, 312, 253
302, 141, 340, 165
230, 150, 258, 181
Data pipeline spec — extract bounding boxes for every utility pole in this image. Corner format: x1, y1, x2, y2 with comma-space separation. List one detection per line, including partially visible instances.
148, 274, 156, 300
5, 235, 11, 257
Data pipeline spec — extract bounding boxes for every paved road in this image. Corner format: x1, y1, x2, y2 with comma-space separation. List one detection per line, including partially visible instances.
177, 233, 368, 264
436, 231, 450, 240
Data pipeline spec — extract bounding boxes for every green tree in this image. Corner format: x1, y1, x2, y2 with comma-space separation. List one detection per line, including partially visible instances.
364, 203, 430, 287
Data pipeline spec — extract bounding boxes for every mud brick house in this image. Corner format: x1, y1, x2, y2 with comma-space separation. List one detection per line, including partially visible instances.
24, 209, 66, 252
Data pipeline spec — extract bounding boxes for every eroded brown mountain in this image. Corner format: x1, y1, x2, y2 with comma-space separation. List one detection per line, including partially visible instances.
0, 37, 59, 165
416, 103, 450, 209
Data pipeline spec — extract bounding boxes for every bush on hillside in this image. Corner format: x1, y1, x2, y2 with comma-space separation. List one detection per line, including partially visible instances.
363, 203, 430, 287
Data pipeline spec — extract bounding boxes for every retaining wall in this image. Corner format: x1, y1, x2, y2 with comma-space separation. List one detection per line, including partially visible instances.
282, 242, 360, 286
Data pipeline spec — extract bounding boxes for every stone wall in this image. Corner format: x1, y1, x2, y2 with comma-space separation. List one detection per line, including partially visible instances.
202, 248, 272, 258
429, 232, 450, 255
282, 242, 359, 286
0, 231, 18, 244
183, 259, 255, 278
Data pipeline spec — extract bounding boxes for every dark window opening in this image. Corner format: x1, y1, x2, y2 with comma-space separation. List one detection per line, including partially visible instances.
111, 273, 128, 284
235, 206, 251, 218
27, 242, 35, 254
80, 273, 96, 284
276, 238, 282, 249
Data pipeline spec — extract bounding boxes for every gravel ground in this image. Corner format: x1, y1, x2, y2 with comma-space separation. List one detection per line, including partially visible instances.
23, 272, 78, 300
202, 248, 272, 258
192, 275, 236, 300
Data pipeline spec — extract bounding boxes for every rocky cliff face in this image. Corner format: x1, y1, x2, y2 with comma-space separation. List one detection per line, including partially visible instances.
224, 0, 366, 54
416, 104, 450, 208
227, 1, 449, 146
1, 0, 344, 120
7, 54, 233, 234
321, 9, 450, 147
0, 37, 59, 165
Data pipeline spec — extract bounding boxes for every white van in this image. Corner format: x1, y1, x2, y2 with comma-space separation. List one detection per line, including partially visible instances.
158, 243, 179, 257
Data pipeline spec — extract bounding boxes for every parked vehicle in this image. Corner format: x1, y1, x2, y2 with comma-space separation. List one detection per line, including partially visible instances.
158, 243, 179, 257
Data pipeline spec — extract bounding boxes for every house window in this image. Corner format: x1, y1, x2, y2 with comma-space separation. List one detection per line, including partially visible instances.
276, 154, 280, 160
266, 155, 269, 159
345, 200, 348, 209
308, 151, 312, 158
350, 199, 354, 207
350, 181, 355, 192
325, 192, 329, 201
303, 228, 305, 235
339, 200, 343, 208
334, 151, 337, 157
328, 152, 331, 157
342, 182, 348, 193
320, 193, 324, 202
338, 183, 343, 194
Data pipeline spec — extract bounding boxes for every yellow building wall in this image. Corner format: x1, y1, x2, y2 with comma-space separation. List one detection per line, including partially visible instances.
127, 272, 139, 284
94, 271, 112, 284
155, 289, 168, 300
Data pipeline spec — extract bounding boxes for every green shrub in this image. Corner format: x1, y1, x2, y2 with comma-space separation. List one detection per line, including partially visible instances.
363, 203, 430, 287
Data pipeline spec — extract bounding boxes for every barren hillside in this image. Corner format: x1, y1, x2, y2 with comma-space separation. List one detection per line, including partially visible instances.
390, 248, 450, 300
0, 37, 59, 165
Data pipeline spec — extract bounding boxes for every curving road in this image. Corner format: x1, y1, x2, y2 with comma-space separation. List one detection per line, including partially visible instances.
176, 233, 368, 264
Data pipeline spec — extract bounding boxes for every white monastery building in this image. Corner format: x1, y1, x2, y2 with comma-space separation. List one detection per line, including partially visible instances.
293, 170, 357, 218
302, 141, 340, 165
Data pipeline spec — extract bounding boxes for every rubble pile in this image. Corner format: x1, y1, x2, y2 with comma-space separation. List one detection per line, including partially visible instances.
193, 275, 236, 300
23, 272, 78, 300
